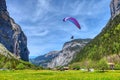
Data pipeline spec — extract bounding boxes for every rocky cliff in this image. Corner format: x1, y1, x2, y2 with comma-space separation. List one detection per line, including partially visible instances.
47, 39, 91, 68
0, 43, 17, 59
31, 39, 91, 68
0, 0, 29, 61
110, 0, 120, 19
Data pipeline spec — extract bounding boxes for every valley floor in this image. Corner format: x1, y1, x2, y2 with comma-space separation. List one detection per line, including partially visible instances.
0, 70, 120, 80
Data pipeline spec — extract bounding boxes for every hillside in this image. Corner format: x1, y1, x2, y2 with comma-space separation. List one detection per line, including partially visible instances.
72, 14, 120, 64
0, 43, 34, 69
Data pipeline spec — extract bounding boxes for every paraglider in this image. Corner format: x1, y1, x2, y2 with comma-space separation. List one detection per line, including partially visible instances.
71, 36, 74, 39
63, 17, 81, 29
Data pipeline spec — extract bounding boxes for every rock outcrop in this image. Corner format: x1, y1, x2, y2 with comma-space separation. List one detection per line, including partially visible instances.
47, 39, 91, 68
0, 0, 29, 61
31, 39, 91, 68
110, 0, 120, 19
0, 43, 18, 59
0, 43, 35, 69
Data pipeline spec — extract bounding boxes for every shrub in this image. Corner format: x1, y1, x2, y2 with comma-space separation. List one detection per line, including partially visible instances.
16, 63, 25, 70
97, 59, 108, 72
114, 64, 120, 70
3, 61, 11, 69
69, 63, 81, 70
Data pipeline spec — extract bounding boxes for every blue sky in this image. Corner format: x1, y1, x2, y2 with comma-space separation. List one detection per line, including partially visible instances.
6, 0, 111, 58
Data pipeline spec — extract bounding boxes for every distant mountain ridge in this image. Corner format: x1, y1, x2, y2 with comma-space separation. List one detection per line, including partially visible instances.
30, 51, 59, 67
31, 39, 91, 68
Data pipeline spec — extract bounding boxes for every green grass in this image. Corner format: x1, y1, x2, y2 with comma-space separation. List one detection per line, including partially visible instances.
0, 70, 120, 80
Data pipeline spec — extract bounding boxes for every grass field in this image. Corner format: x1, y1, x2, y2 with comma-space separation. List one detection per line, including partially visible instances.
0, 70, 120, 80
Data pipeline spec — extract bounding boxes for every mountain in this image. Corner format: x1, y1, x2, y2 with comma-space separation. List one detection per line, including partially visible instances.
72, 14, 120, 66
0, 0, 29, 61
30, 51, 59, 67
31, 39, 91, 68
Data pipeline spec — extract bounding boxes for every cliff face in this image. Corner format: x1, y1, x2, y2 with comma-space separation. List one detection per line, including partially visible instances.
0, 0, 29, 61
47, 39, 91, 68
110, 0, 120, 19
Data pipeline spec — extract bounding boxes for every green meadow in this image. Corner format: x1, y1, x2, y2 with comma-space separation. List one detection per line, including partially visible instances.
0, 70, 120, 80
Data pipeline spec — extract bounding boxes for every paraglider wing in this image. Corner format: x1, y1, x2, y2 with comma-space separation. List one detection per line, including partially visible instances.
63, 17, 81, 29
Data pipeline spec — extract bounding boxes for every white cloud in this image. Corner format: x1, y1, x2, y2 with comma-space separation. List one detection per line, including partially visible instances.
59, 0, 110, 17
31, 30, 49, 37
32, 0, 52, 22
22, 25, 49, 37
